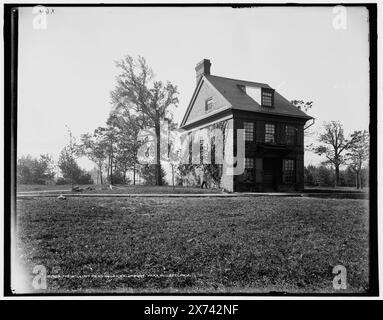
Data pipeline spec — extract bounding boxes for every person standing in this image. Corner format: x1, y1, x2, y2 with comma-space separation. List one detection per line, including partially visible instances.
200, 170, 208, 189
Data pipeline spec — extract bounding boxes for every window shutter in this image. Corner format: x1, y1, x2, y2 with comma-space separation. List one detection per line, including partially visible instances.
281, 124, 286, 144
256, 121, 264, 143
276, 123, 282, 144
295, 155, 304, 185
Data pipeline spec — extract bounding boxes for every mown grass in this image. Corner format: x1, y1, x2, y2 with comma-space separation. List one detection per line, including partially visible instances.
15, 197, 369, 293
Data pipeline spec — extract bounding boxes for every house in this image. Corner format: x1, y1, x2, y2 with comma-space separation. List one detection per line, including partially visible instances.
179, 59, 313, 192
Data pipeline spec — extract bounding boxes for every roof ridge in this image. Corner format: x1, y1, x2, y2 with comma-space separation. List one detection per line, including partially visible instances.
206, 74, 270, 87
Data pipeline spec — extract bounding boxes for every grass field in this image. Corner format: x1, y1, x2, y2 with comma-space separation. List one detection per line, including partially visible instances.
17, 184, 223, 194
15, 196, 369, 293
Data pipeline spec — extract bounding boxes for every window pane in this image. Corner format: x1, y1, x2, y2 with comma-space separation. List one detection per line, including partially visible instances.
283, 159, 295, 183
262, 90, 273, 107
285, 125, 296, 145
244, 122, 254, 141
245, 157, 254, 168
265, 123, 275, 143
244, 158, 255, 182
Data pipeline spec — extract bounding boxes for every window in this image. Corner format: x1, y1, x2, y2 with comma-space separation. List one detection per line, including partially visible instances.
262, 89, 274, 107
205, 98, 213, 112
244, 122, 254, 141
285, 125, 296, 145
244, 158, 255, 182
265, 123, 275, 143
283, 159, 295, 184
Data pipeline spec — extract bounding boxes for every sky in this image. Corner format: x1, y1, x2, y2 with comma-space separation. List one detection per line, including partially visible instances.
18, 6, 370, 169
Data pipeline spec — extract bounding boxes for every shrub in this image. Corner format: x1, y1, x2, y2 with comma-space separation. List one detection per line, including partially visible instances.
77, 173, 94, 185
140, 164, 166, 185
56, 177, 69, 185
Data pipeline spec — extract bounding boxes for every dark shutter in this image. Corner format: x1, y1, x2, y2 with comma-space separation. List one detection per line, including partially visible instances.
295, 155, 304, 186
281, 123, 286, 144
255, 158, 263, 183
256, 121, 264, 143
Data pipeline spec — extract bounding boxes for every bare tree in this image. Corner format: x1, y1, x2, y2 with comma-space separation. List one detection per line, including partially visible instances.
110, 55, 179, 185
313, 121, 354, 187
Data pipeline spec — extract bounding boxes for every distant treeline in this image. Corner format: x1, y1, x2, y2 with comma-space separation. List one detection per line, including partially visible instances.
17, 154, 93, 185
304, 164, 368, 189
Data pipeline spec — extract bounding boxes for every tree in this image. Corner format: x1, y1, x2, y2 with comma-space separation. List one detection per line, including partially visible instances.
17, 154, 55, 184
290, 100, 315, 140
304, 164, 318, 187
110, 55, 179, 186
95, 126, 119, 185
316, 165, 334, 187
107, 106, 143, 184
59, 126, 82, 188
290, 100, 313, 113
79, 128, 108, 184
58, 147, 83, 187
77, 172, 94, 185
346, 130, 369, 189
313, 121, 353, 187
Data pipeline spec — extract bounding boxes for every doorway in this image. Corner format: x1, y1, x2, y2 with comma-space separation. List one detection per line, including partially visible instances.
263, 158, 280, 191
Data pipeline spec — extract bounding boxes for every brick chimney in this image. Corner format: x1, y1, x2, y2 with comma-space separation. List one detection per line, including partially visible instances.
195, 59, 211, 85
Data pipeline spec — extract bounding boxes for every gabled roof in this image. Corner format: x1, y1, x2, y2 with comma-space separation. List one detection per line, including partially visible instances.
180, 74, 312, 128
205, 74, 312, 119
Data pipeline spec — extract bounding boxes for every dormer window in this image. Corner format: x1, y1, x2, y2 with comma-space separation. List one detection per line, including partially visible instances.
205, 98, 213, 112
261, 88, 274, 107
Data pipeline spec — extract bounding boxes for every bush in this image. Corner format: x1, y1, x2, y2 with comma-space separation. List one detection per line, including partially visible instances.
107, 171, 127, 185
56, 177, 69, 185
77, 173, 94, 185
140, 164, 166, 185
177, 164, 198, 187
17, 154, 55, 184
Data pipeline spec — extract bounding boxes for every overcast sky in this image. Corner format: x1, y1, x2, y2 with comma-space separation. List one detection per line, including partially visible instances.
18, 6, 370, 169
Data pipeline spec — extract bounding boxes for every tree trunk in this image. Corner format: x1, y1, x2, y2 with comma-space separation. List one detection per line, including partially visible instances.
155, 122, 163, 186
356, 171, 361, 189
172, 165, 175, 190
335, 165, 340, 187
107, 156, 110, 183
109, 154, 113, 185
133, 162, 136, 185
99, 165, 103, 185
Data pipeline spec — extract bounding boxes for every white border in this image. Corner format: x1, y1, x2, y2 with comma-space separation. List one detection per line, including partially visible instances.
1, 0, 381, 301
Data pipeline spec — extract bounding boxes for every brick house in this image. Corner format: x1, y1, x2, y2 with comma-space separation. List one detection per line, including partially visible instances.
179, 59, 312, 192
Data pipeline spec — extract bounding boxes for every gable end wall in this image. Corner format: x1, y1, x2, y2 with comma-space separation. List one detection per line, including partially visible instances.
184, 79, 229, 126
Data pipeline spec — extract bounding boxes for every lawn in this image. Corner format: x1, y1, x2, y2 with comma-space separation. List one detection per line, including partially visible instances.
17, 184, 223, 194
15, 196, 369, 293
